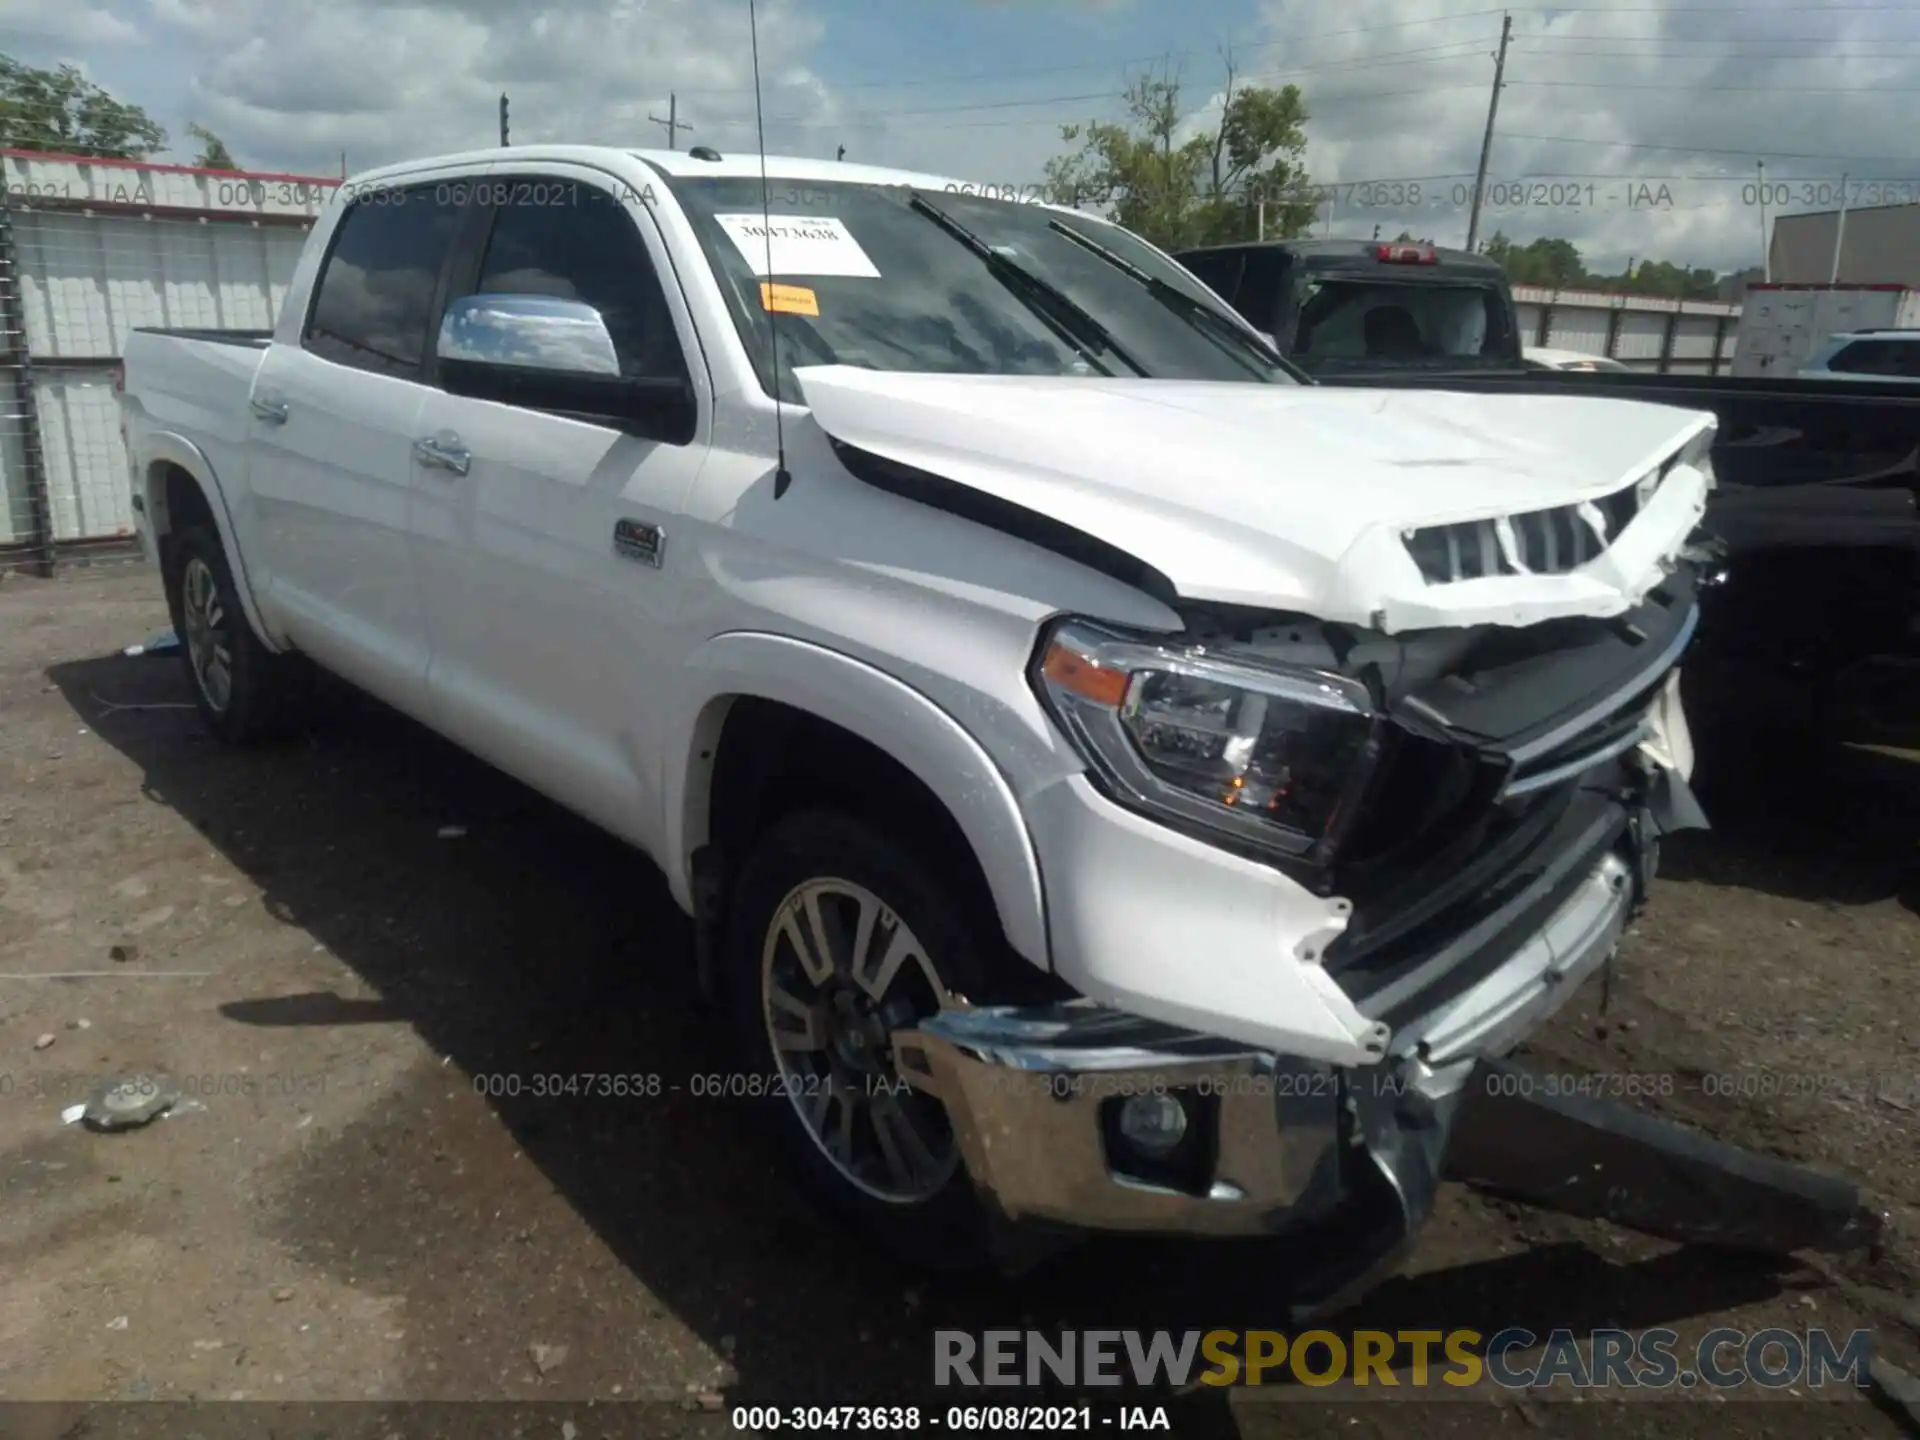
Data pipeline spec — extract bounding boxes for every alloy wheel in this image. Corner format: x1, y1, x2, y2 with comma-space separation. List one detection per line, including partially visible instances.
760, 877, 962, 1204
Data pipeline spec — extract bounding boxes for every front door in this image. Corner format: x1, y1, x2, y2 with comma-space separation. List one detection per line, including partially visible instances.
408, 166, 711, 853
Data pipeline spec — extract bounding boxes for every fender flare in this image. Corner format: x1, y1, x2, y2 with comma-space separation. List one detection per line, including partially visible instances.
140, 429, 282, 652
666, 631, 1051, 970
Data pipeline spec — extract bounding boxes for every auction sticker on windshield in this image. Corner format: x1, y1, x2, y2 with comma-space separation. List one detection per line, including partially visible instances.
715, 213, 880, 277
759, 282, 820, 316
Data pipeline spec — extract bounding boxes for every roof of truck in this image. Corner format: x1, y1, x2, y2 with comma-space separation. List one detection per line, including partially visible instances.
346, 144, 1039, 202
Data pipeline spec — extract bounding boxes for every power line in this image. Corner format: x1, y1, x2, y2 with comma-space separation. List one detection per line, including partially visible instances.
1517, 35, 1920, 47
669, 11, 1516, 97
1507, 78, 1918, 92
805, 45, 1490, 121
1499, 131, 1920, 163
706, 80, 1490, 134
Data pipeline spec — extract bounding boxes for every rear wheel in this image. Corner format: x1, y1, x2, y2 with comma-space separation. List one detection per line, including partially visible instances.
722, 810, 997, 1268
164, 523, 304, 743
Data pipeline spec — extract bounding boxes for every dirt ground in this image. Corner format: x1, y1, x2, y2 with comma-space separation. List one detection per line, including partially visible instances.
2, 565, 1918, 1440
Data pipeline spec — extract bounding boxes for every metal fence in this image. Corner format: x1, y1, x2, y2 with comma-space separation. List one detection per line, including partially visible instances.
0, 148, 332, 578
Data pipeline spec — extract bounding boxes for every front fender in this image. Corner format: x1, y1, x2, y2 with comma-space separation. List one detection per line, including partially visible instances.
139, 427, 282, 653
665, 631, 1050, 970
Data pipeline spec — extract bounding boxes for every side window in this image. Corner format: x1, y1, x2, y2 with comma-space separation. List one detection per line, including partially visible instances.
1891, 342, 1920, 378
1828, 339, 1888, 374
470, 181, 685, 380
305, 186, 464, 377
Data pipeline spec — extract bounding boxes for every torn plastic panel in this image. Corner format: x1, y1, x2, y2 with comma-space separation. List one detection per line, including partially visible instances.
1157, 563, 1707, 1038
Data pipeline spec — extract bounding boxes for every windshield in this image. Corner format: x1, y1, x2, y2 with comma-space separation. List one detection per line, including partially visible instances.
1292, 277, 1514, 372
663, 177, 1297, 403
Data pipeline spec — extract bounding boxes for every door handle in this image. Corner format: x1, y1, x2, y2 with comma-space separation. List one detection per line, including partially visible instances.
412, 432, 471, 476
249, 393, 288, 424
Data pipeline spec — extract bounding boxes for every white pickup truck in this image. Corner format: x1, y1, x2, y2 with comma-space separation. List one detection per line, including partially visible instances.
120, 144, 1726, 1304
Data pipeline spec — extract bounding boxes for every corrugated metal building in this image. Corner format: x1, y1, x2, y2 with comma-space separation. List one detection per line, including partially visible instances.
1512, 284, 1741, 373
0, 148, 338, 572
1769, 203, 1920, 286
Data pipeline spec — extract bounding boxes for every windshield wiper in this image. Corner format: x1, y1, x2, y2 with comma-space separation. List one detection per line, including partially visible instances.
1045, 219, 1301, 382
906, 192, 1147, 378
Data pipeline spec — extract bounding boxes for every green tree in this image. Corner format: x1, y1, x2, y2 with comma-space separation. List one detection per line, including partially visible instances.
1482, 232, 1588, 288
1043, 56, 1316, 251
0, 55, 166, 159
188, 122, 237, 170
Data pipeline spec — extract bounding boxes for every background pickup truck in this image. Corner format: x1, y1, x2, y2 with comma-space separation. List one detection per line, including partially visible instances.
118, 144, 1869, 1307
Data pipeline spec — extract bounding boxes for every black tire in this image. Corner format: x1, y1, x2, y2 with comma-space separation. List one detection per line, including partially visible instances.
721, 809, 999, 1270
163, 523, 304, 744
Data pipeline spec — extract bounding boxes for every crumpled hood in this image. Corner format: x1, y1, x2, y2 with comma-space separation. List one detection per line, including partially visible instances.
795, 365, 1716, 631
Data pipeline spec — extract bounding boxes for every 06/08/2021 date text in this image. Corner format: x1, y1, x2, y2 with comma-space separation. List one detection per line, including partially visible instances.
730, 1404, 1173, 1432
466, 1071, 920, 1100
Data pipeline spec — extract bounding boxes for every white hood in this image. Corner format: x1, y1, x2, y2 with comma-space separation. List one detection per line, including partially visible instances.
795, 366, 1716, 632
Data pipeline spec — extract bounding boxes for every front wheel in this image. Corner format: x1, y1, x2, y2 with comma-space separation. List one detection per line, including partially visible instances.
722, 810, 997, 1269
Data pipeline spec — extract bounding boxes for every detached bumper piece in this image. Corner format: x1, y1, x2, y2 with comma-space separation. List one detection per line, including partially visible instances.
1445, 1056, 1883, 1256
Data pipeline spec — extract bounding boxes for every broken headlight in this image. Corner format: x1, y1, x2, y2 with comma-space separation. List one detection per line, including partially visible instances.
1031, 618, 1377, 861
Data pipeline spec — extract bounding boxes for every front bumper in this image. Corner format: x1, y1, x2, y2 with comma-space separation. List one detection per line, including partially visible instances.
896, 786, 1876, 1312
895, 841, 1632, 1240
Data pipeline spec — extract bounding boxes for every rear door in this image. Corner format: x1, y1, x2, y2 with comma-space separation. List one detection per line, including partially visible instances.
247, 181, 470, 712
407, 166, 710, 854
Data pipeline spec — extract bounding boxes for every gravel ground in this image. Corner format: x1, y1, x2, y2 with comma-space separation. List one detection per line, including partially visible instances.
1, 566, 1918, 1440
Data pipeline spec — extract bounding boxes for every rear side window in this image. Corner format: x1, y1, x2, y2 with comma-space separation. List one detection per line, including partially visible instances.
305, 186, 465, 377
469, 181, 686, 381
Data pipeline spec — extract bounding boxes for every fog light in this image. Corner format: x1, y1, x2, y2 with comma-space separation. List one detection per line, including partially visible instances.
1116, 1092, 1188, 1156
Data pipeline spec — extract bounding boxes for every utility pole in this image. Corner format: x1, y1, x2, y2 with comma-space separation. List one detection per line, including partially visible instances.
499, 93, 509, 146
1830, 171, 1851, 282
650, 93, 689, 149
1758, 160, 1770, 281
1463, 12, 1512, 255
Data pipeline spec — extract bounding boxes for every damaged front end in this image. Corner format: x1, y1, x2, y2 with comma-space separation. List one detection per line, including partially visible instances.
894, 560, 1880, 1312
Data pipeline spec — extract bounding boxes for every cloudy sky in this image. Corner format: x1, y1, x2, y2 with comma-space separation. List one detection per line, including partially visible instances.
1, 0, 1911, 274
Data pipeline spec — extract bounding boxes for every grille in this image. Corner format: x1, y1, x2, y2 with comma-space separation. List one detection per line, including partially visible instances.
1498, 684, 1660, 800
1404, 472, 1657, 585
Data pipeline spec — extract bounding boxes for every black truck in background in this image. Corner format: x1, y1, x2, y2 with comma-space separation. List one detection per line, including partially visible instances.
1175, 237, 1920, 737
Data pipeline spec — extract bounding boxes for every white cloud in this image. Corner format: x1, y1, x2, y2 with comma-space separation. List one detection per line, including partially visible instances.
0, 0, 142, 46
8, 0, 1910, 277
146, 0, 846, 177
1248, 0, 1920, 272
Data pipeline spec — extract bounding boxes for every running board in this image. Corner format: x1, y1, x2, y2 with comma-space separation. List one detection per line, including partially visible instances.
1443, 1057, 1883, 1255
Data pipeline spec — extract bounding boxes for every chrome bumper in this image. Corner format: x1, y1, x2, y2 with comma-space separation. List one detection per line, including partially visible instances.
893, 844, 1636, 1291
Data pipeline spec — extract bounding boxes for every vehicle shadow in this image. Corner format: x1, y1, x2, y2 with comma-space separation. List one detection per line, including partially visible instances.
1672, 710, 1920, 915
47, 650, 1814, 1425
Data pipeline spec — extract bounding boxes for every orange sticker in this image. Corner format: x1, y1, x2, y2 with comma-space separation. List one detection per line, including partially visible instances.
760, 282, 819, 316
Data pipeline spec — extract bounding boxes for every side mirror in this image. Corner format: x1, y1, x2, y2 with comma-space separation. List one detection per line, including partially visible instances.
438, 294, 621, 377
436, 293, 695, 444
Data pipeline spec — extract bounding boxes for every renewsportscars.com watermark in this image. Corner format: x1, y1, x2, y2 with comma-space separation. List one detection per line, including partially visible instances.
933, 1327, 1874, 1397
